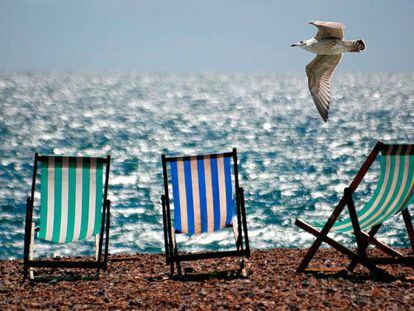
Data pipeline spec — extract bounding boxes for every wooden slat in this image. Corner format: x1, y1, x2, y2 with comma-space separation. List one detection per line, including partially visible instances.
28, 260, 104, 269
164, 151, 234, 162
38, 155, 109, 164
177, 250, 249, 262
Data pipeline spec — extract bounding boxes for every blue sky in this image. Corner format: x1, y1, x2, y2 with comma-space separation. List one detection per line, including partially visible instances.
0, 0, 413, 73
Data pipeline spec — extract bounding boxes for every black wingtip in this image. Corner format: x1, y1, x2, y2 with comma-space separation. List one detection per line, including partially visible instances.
321, 112, 328, 122
358, 39, 366, 51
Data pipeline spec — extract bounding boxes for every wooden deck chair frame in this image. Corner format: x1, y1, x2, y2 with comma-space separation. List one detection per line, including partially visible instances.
296, 141, 414, 276
23, 153, 111, 280
161, 148, 250, 276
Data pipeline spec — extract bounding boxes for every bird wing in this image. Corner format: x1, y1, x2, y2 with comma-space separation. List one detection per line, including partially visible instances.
306, 54, 342, 122
309, 21, 345, 40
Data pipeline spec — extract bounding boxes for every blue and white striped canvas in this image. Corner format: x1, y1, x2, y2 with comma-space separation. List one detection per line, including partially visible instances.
170, 155, 234, 235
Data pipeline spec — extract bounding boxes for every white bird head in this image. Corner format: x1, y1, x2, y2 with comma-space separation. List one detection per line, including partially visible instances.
291, 40, 307, 48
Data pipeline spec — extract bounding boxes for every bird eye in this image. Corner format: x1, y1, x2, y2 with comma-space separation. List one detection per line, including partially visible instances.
300, 41, 303, 43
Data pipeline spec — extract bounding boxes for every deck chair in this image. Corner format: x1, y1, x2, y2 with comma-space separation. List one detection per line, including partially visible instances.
161, 148, 250, 276
23, 153, 111, 280
296, 141, 414, 276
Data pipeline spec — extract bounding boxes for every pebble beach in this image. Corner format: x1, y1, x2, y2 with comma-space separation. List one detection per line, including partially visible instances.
1, 248, 413, 310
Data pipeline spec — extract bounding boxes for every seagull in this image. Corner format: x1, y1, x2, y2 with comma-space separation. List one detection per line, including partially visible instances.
291, 21, 365, 122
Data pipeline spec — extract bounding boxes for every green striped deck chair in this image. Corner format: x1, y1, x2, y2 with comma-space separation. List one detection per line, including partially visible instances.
161, 148, 250, 276
23, 154, 111, 280
296, 141, 414, 277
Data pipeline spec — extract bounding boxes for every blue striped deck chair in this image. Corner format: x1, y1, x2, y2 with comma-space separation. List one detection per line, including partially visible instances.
161, 148, 250, 276
23, 154, 111, 280
296, 141, 414, 277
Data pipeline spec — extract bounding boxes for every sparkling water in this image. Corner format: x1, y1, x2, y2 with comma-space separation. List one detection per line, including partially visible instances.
1, 73, 413, 259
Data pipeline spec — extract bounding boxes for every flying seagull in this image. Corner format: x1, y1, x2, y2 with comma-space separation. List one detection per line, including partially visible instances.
291, 21, 365, 122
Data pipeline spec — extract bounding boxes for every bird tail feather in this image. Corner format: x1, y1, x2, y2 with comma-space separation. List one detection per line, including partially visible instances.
346, 39, 365, 52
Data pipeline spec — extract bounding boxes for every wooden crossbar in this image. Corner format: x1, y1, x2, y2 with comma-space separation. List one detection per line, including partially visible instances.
177, 250, 250, 262
28, 260, 105, 269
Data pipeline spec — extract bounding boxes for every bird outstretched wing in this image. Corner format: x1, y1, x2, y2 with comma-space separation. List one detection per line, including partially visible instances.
306, 54, 342, 122
309, 21, 345, 40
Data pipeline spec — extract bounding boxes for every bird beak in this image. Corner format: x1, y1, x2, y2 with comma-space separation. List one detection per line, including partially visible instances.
291, 43, 297, 47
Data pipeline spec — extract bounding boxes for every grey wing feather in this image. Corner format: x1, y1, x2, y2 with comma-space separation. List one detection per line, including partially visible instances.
309, 21, 345, 40
306, 54, 342, 122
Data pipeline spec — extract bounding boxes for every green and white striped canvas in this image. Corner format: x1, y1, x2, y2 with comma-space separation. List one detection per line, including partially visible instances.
315, 145, 414, 233
38, 156, 104, 243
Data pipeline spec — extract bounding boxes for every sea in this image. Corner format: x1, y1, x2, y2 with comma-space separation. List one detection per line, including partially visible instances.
1, 73, 413, 260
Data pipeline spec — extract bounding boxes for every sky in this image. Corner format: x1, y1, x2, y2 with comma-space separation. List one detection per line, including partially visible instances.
0, 0, 413, 73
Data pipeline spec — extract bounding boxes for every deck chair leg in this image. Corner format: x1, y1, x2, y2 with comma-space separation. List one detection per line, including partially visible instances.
167, 226, 174, 276
173, 235, 182, 276
23, 197, 33, 281
168, 233, 174, 276
347, 191, 391, 278
176, 258, 182, 276
161, 196, 170, 264
402, 208, 414, 252
296, 192, 348, 272
239, 187, 250, 256
297, 231, 331, 273
348, 224, 381, 272
169, 227, 182, 276
347, 193, 371, 263
361, 232, 404, 257
296, 219, 361, 263
95, 234, 100, 261
104, 200, 111, 271
169, 259, 174, 276
348, 223, 406, 271
232, 219, 242, 250
29, 223, 35, 280
96, 200, 109, 279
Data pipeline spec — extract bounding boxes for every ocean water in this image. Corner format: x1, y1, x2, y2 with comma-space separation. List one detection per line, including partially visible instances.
0, 73, 414, 260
